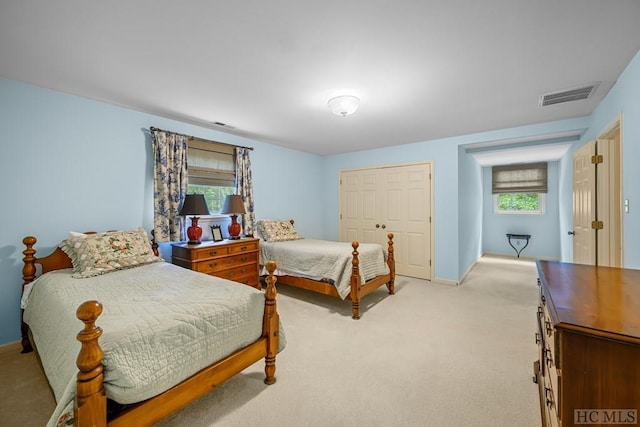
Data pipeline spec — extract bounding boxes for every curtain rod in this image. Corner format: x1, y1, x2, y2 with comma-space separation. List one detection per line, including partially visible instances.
149, 126, 254, 151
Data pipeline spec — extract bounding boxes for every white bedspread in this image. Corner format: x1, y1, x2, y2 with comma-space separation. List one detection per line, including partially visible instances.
259, 239, 389, 299
22, 262, 282, 427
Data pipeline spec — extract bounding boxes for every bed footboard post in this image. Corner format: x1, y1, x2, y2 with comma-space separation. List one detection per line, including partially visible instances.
386, 233, 395, 295
350, 241, 362, 320
263, 261, 279, 385
75, 301, 107, 427
20, 236, 38, 353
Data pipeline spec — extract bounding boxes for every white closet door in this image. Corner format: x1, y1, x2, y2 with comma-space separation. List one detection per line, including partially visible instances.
340, 162, 432, 280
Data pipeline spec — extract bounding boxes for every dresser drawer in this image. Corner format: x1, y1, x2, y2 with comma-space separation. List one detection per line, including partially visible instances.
228, 241, 259, 255
171, 238, 261, 289
214, 265, 259, 286
174, 245, 229, 261
193, 252, 258, 274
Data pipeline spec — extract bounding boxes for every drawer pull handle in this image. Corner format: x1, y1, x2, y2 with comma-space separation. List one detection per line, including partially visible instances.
240, 256, 248, 262
545, 387, 554, 407
209, 251, 218, 256
545, 321, 552, 336
537, 306, 543, 317
535, 333, 541, 344
209, 262, 218, 268
240, 246, 248, 251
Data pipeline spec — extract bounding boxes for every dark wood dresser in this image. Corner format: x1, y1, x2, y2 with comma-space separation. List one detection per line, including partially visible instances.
171, 237, 260, 288
534, 260, 640, 427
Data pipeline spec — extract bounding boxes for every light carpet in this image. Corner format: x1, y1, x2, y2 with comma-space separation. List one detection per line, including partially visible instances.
0, 255, 541, 426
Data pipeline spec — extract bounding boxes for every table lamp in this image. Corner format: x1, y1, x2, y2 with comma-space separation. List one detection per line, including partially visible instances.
220, 194, 246, 240
179, 194, 210, 244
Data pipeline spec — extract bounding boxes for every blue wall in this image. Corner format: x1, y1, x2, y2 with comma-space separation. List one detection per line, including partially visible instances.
321, 116, 590, 283
482, 162, 560, 260
0, 78, 323, 345
1, 48, 639, 345
458, 145, 483, 278
559, 50, 640, 266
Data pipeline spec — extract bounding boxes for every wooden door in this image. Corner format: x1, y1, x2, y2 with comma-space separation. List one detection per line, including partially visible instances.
596, 130, 623, 267
572, 141, 596, 265
340, 162, 432, 279
572, 126, 623, 267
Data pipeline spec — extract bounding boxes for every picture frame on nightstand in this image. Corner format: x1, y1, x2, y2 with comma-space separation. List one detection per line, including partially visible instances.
211, 225, 224, 242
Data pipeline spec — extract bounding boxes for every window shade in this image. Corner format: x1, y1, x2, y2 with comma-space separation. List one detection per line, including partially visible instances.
188, 138, 235, 187
492, 162, 548, 194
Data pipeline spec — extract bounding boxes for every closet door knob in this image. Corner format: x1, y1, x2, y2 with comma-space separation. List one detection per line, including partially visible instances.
376, 224, 380, 228
381, 224, 386, 229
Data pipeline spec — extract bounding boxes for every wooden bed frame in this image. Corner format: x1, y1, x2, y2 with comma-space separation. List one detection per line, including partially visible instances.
272, 231, 395, 320
21, 235, 280, 427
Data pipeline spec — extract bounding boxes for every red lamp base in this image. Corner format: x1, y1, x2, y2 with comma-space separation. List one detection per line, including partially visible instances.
187, 216, 203, 244
228, 214, 241, 239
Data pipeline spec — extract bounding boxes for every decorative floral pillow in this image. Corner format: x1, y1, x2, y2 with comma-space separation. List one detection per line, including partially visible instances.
257, 220, 302, 243
60, 228, 163, 278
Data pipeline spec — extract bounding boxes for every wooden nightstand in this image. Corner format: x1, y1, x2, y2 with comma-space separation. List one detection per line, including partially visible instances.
171, 238, 261, 289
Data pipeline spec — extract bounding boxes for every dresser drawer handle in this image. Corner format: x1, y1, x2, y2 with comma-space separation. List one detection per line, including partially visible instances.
240, 256, 248, 262
209, 262, 218, 268
535, 333, 541, 345
545, 387, 554, 408
209, 250, 219, 256
545, 321, 552, 336
240, 246, 248, 251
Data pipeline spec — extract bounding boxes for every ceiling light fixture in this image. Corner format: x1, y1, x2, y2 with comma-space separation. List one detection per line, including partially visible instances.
328, 95, 359, 117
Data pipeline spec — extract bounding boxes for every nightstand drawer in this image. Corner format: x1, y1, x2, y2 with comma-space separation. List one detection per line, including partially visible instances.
228, 241, 259, 254
194, 252, 258, 274
174, 245, 230, 261
171, 238, 261, 289
216, 265, 259, 285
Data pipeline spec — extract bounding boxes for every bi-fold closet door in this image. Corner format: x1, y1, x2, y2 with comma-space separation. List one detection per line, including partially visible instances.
339, 162, 433, 280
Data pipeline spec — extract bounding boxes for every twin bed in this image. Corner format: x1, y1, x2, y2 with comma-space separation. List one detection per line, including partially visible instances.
256, 220, 396, 319
20, 228, 281, 427
20, 223, 395, 426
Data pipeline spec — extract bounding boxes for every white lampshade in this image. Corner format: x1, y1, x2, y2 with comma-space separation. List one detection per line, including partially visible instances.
328, 95, 359, 117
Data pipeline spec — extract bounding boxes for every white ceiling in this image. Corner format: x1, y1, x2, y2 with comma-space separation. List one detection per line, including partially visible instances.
1, 1, 639, 157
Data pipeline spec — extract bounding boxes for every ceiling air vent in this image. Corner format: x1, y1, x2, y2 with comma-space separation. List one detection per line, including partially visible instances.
212, 121, 236, 129
539, 83, 599, 107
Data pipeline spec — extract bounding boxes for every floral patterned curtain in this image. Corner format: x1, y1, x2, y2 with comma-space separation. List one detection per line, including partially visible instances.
236, 147, 255, 237
151, 129, 188, 242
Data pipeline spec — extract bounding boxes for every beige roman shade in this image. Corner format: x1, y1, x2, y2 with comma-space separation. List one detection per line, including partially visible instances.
187, 138, 236, 187
492, 162, 548, 194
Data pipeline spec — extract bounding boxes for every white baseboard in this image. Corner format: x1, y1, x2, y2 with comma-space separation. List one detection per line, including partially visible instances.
431, 277, 459, 286
481, 251, 559, 262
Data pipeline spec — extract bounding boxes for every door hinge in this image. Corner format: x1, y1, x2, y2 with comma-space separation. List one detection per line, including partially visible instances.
591, 220, 604, 230
591, 154, 603, 164
429, 259, 432, 266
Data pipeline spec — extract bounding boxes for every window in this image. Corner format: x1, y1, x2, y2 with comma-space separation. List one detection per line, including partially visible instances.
494, 193, 545, 214
187, 138, 236, 213
492, 162, 547, 215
